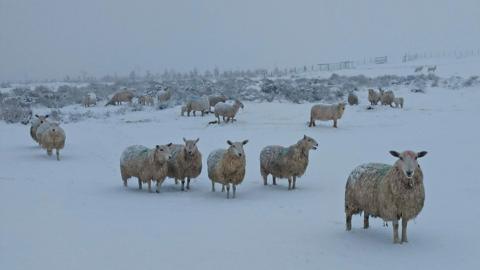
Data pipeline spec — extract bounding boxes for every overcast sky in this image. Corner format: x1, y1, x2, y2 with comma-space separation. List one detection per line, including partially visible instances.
1, 0, 479, 81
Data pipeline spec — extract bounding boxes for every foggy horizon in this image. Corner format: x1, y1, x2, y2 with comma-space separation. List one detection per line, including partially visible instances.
1, 0, 479, 82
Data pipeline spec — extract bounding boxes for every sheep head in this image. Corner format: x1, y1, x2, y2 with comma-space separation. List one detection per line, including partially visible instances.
299, 135, 318, 151
227, 140, 248, 158
390, 150, 428, 185
153, 143, 173, 164
183, 137, 200, 157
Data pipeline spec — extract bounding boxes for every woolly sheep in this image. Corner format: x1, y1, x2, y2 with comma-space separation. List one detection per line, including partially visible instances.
414, 66, 423, 73
186, 96, 210, 116
208, 94, 227, 111
83, 92, 97, 107
157, 89, 171, 103
345, 150, 428, 244
105, 90, 134, 106
207, 140, 248, 199
30, 114, 49, 143
427, 65, 437, 72
380, 90, 395, 107
36, 122, 66, 160
167, 138, 202, 191
348, 93, 359, 106
393, 97, 404, 108
260, 135, 318, 190
120, 144, 172, 193
213, 99, 244, 123
368, 89, 381, 105
138, 95, 155, 106
309, 102, 345, 128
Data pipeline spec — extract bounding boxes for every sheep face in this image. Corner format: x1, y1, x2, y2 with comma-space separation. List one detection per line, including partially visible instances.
235, 100, 244, 109
300, 135, 318, 150
338, 103, 346, 114
183, 138, 200, 156
35, 114, 49, 124
154, 143, 173, 164
390, 150, 427, 180
226, 140, 248, 158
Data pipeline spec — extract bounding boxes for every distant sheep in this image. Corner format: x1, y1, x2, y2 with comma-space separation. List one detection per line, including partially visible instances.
213, 99, 244, 123
368, 89, 381, 105
105, 90, 134, 106
83, 92, 97, 107
260, 135, 318, 190
30, 114, 49, 144
120, 144, 172, 193
36, 122, 66, 160
414, 66, 424, 73
186, 96, 210, 116
157, 89, 171, 103
138, 95, 154, 106
207, 140, 248, 199
345, 150, 428, 243
167, 138, 202, 191
427, 65, 437, 72
380, 90, 395, 107
393, 97, 404, 108
309, 103, 345, 128
208, 95, 227, 111
348, 93, 359, 105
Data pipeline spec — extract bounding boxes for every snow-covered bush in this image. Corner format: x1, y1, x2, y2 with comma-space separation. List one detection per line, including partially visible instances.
0, 96, 32, 124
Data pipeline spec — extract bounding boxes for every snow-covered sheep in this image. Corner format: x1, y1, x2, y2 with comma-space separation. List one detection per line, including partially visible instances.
120, 144, 172, 193
186, 96, 210, 116
167, 138, 202, 191
414, 66, 423, 73
30, 114, 49, 143
213, 99, 244, 123
393, 97, 404, 108
368, 89, 381, 105
260, 135, 318, 190
105, 90, 134, 106
207, 140, 248, 199
380, 90, 395, 107
83, 92, 97, 107
138, 95, 154, 106
309, 102, 345, 128
348, 93, 359, 105
345, 150, 428, 244
208, 95, 227, 111
157, 89, 171, 103
36, 122, 66, 160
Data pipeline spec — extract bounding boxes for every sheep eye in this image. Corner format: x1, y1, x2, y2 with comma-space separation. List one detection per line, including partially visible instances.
160, 149, 164, 151
399, 157, 403, 161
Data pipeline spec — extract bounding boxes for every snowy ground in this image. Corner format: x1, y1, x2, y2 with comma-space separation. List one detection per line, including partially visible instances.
1, 78, 480, 269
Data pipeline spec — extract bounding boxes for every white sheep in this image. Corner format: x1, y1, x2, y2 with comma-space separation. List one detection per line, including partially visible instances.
30, 114, 49, 144
345, 150, 428, 243
36, 122, 66, 160
186, 96, 210, 116
105, 90, 134, 106
213, 99, 244, 123
380, 90, 395, 107
167, 138, 202, 191
414, 66, 424, 73
83, 92, 97, 107
207, 140, 248, 199
138, 95, 154, 106
348, 93, 359, 105
260, 135, 318, 190
120, 144, 172, 193
393, 97, 404, 108
309, 102, 345, 128
208, 94, 227, 111
427, 65, 437, 72
368, 89, 381, 105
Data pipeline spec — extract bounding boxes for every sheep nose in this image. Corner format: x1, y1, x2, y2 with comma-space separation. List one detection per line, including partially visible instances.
238, 153, 242, 157
52, 129, 55, 132
406, 171, 413, 177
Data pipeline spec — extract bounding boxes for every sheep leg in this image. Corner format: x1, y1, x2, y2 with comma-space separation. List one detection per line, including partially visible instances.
186, 177, 191, 190
401, 218, 408, 243
333, 119, 338, 128
272, 177, 277, 185
393, 219, 400, 244
156, 180, 161, 193
193, 111, 196, 116
47, 148, 53, 156
221, 185, 225, 192
56, 149, 60, 161
292, 176, 297, 189
226, 183, 230, 199
201, 111, 204, 116
147, 180, 152, 192
232, 185, 236, 198
262, 174, 268, 186
346, 214, 352, 231
175, 179, 178, 185
211, 181, 215, 192
363, 214, 369, 229
123, 179, 128, 187
288, 177, 292, 190
138, 179, 142, 190
181, 180, 185, 191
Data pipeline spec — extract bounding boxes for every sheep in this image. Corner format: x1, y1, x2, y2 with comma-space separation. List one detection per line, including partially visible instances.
120, 144, 172, 193
30, 114, 49, 143
414, 66, 424, 73
207, 140, 248, 199
309, 102, 345, 128
213, 99, 244, 123
345, 150, 428, 244
105, 90, 134, 106
138, 95, 154, 106
368, 89, 381, 105
157, 89, 171, 103
185, 96, 210, 116
260, 135, 318, 190
427, 65, 437, 72
208, 94, 227, 111
393, 97, 404, 108
36, 122, 66, 160
166, 138, 202, 191
380, 90, 395, 107
83, 92, 97, 107
348, 93, 359, 105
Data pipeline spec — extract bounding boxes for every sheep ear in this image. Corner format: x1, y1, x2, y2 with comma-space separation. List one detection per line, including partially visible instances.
303, 135, 307, 139
35, 114, 39, 118
242, 140, 249, 145
417, 151, 428, 158
195, 138, 200, 144
389, 151, 400, 158
156, 145, 160, 149
183, 137, 187, 143
167, 143, 172, 147
227, 140, 233, 146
